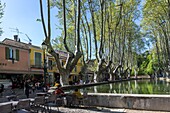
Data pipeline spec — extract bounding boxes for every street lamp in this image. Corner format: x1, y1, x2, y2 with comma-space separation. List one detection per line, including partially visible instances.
41, 41, 47, 86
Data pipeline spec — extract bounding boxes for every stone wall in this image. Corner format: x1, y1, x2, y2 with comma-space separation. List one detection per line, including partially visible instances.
84, 93, 170, 111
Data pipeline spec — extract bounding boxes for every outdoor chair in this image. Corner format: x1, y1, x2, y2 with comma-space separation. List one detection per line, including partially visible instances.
56, 94, 64, 106
31, 96, 46, 113
45, 94, 59, 112
14, 99, 31, 113
0, 103, 13, 113
82, 91, 88, 105
0, 97, 9, 103
29, 93, 36, 98
72, 91, 88, 106
72, 95, 78, 105
65, 94, 76, 107
17, 95, 27, 99
6, 95, 18, 101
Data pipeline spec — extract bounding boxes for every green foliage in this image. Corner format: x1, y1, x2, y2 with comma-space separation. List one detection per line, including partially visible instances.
136, 50, 161, 75
50, 0, 166, 78
145, 60, 154, 75
52, 36, 65, 51
141, 0, 169, 74
50, 0, 77, 52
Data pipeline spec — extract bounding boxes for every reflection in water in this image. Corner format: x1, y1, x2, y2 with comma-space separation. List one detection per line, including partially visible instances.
86, 79, 170, 94
118, 83, 121, 93
94, 86, 97, 93
134, 80, 137, 89
109, 84, 112, 93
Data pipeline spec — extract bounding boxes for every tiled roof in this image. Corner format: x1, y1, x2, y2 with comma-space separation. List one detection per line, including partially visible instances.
0, 40, 29, 50
2, 38, 41, 49
2, 38, 29, 49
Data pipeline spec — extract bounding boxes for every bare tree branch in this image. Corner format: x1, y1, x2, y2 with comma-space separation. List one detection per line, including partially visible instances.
39, 0, 48, 39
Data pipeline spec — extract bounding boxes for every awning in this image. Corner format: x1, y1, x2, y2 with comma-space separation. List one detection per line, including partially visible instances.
29, 71, 43, 75
0, 70, 30, 74
30, 68, 44, 75
0, 70, 43, 75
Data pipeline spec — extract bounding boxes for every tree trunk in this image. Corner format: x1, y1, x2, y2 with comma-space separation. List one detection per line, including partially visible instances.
94, 72, 97, 83
60, 73, 69, 85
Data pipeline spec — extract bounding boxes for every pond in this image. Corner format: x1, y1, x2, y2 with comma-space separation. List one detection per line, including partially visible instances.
85, 79, 170, 94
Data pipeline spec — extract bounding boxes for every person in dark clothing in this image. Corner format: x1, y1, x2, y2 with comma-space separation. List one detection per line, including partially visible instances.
0, 84, 4, 96
24, 80, 30, 98
1, 84, 4, 92
32, 83, 35, 93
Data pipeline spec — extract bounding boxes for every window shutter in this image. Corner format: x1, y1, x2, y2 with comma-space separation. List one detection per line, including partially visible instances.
16, 49, 19, 61
35, 52, 41, 66
5, 47, 10, 59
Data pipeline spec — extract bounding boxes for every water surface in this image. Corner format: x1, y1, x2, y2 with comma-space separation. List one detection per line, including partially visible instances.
85, 79, 170, 94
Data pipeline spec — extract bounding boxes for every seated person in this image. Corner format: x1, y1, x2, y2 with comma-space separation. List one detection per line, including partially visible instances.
54, 82, 60, 87
72, 89, 83, 99
55, 84, 65, 97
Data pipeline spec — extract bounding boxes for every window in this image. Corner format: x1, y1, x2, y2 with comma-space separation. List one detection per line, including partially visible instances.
34, 52, 42, 67
9, 48, 13, 59
5, 47, 19, 61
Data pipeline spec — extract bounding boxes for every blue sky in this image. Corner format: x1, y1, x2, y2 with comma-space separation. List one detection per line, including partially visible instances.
0, 0, 61, 46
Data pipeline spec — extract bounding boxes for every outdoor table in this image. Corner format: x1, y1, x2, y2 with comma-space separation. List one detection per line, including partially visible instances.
19, 98, 35, 106
0, 98, 34, 108
36, 92, 47, 96
28, 98, 35, 102
6, 95, 17, 101
0, 102, 13, 113
21, 98, 34, 102
65, 93, 76, 106
0, 100, 18, 108
45, 96, 49, 100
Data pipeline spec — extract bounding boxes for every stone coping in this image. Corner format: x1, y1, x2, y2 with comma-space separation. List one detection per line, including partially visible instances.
88, 93, 170, 98
85, 93, 170, 111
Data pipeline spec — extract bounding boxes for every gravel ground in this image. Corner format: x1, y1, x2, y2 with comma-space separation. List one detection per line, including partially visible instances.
48, 106, 170, 113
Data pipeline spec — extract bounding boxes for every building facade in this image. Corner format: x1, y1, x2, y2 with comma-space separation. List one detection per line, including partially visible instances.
0, 36, 84, 87
0, 36, 30, 87
29, 44, 44, 81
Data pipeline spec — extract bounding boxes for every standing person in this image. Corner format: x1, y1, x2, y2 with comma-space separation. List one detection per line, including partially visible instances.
1, 84, 4, 92
32, 84, 35, 93
35, 81, 40, 90
0, 84, 4, 96
24, 80, 30, 98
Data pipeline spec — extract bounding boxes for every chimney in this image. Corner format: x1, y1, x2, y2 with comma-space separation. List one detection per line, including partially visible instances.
14, 35, 18, 41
